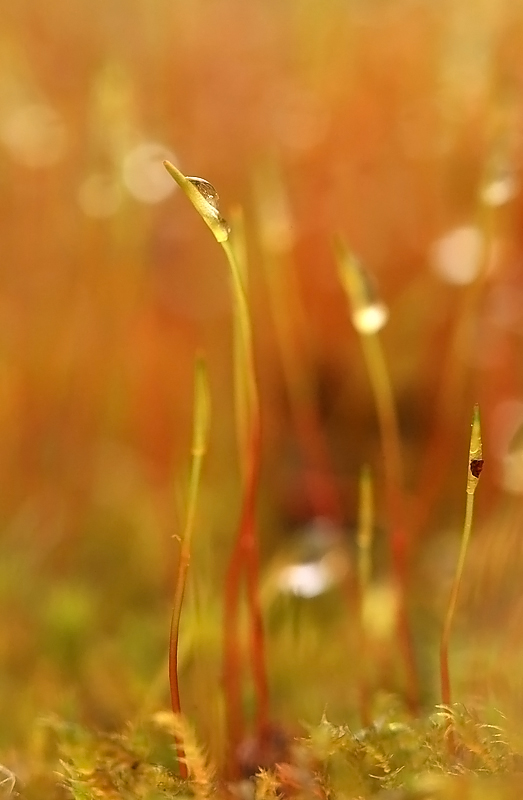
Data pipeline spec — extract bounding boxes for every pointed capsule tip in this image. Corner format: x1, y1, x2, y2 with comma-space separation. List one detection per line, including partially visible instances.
471, 404, 482, 439
163, 160, 186, 184
467, 403, 483, 491
164, 160, 178, 175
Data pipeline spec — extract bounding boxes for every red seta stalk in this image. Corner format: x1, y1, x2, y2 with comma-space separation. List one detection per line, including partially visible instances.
222, 386, 268, 773
219, 235, 269, 775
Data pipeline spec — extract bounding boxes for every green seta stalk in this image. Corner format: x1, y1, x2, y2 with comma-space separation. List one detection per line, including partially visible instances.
335, 238, 420, 713
440, 405, 483, 709
356, 464, 374, 727
169, 355, 210, 778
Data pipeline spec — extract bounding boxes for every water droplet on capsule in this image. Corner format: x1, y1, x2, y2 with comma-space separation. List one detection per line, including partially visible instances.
352, 302, 389, 335
187, 177, 220, 210
187, 176, 230, 238
339, 251, 389, 335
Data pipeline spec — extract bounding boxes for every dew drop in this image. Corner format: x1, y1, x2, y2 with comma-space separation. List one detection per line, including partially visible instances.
339, 251, 388, 334
186, 177, 220, 211
186, 176, 230, 239
278, 561, 333, 598
275, 517, 350, 598
352, 301, 389, 335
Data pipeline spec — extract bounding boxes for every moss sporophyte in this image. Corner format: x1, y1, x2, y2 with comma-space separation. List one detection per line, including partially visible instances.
161, 162, 497, 780
158, 164, 496, 786
440, 405, 483, 712
164, 161, 268, 776
13, 164, 518, 800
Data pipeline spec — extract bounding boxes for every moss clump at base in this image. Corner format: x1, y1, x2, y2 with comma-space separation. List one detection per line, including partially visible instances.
9, 705, 523, 800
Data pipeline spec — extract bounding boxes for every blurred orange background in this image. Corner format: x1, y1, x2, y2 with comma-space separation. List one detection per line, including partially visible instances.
2, 0, 523, 746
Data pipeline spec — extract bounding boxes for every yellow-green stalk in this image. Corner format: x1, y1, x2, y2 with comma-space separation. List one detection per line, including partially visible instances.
163, 161, 257, 444
229, 206, 250, 475
440, 404, 483, 708
335, 238, 419, 711
356, 464, 374, 726
169, 355, 210, 778
255, 166, 343, 522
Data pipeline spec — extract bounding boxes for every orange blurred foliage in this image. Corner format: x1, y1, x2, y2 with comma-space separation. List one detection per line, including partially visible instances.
1, 0, 523, 546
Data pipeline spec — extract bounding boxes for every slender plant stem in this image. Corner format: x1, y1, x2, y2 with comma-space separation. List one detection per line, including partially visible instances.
161, 162, 268, 767
169, 357, 210, 779
222, 416, 266, 758
356, 465, 373, 727
335, 240, 419, 710
260, 236, 343, 521
230, 209, 250, 474
222, 238, 259, 432
360, 335, 404, 527
440, 490, 475, 708
440, 404, 482, 754
221, 238, 268, 763
359, 333, 420, 712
